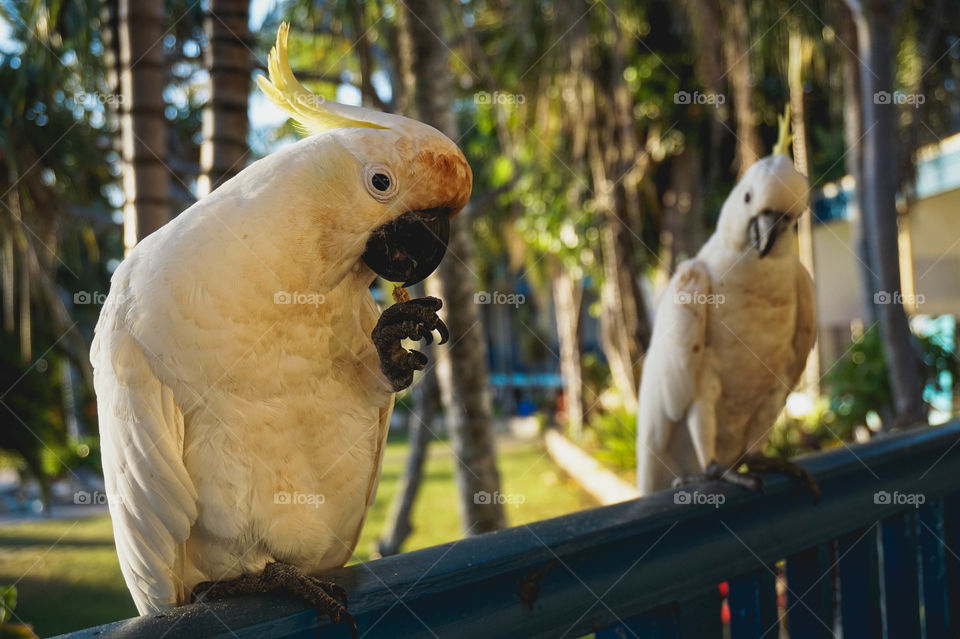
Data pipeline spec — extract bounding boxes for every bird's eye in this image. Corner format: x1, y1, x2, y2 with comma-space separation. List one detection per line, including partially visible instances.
744, 191, 752, 204
363, 164, 398, 202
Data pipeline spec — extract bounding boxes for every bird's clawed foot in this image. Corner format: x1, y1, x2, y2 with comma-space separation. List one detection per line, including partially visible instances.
673, 454, 820, 503
737, 452, 821, 503
673, 460, 763, 493
191, 561, 357, 638
371, 296, 449, 392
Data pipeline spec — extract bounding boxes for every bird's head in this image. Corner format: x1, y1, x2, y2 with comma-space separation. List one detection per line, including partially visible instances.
715, 109, 808, 259
716, 154, 808, 259
258, 23, 472, 287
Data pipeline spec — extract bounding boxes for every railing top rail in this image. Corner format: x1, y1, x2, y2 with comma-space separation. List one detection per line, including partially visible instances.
55, 421, 960, 639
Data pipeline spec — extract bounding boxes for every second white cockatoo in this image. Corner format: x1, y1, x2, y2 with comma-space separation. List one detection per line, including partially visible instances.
92, 23, 471, 635
636, 116, 817, 499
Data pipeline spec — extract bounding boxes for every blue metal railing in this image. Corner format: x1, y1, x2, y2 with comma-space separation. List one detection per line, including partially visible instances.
56, 421, 960, 639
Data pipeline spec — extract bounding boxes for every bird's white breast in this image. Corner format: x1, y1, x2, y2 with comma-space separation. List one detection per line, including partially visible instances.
704, 256, 798, 445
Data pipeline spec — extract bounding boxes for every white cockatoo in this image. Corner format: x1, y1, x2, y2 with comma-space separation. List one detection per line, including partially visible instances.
91, 23, 471, 633
636, 115, 817, 498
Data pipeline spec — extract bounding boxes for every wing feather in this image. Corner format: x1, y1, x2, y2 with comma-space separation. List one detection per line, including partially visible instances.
636, 259, 711, 490
93, 298, 198, 614
639, 260, 711, 424
787, 264, 817, 389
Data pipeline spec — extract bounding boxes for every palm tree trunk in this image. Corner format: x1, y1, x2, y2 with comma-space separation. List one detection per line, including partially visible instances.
547, 3, 591, 432
660, 147, 704, 272
607, 0, 653, 403
837, 3, 878, 324
197, 0, 250, 196
722, 0, 763, 176
1, 233, 13, 334
386, 0, 416, 115
581, 2, 652, 411
552, 261, 585, 436
6, 176, 30, 361
689, 0, 725, 196
17, 235, 30, 362
100, 0, 122, 124
118, 0, 170, 249
349, 0, 377, 107
845, 0, 926, 427
788, 30, 820, 393
597, 219, 650, 412
405, 0, 505, 534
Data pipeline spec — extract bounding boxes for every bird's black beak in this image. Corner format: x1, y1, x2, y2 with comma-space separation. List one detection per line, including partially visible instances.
748, 209, 787, 258
361, 208, 451, 286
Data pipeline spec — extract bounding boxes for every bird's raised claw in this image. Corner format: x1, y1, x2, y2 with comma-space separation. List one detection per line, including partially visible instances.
397, 297, 449, 344
435, 317, 449, 344
371, 296, 446, 391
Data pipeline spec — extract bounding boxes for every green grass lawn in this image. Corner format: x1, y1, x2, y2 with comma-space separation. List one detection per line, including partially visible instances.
0, 436, 594, 637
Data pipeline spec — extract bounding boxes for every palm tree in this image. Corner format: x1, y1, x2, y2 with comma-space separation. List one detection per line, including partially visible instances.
118, 0, 170, 248
722, 0, 764, 177
836, 3, 878, 324
843, 0, 925, 427
197, 0, 251, 196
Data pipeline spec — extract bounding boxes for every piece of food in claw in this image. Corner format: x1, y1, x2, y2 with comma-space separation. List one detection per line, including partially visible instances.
392, 285, 410, 304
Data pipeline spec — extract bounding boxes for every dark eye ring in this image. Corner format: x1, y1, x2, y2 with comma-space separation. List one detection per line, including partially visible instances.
364, 163, 398, 201
744, 191, 752, 204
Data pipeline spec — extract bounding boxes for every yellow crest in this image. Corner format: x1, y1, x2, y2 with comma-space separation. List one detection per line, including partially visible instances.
257, 23, 389, 134
772, 104, 793, 157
